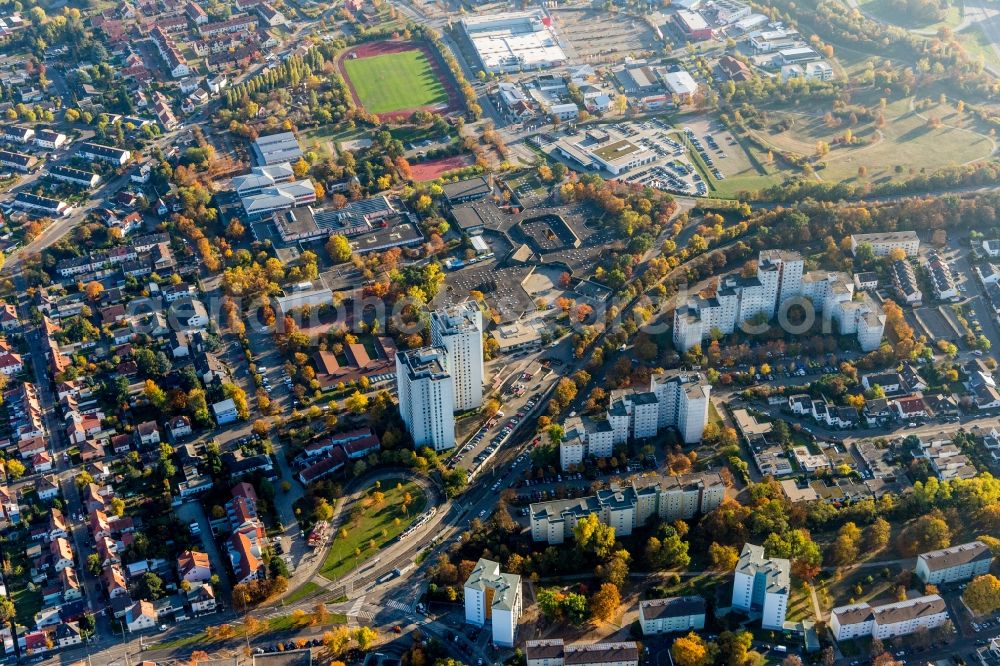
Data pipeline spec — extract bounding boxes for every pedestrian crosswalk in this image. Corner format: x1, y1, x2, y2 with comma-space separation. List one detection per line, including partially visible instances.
347, 596, 367, 617
386, 599, 412, 613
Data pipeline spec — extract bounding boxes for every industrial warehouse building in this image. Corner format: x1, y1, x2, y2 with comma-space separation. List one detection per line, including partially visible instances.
462, 11, 566, 74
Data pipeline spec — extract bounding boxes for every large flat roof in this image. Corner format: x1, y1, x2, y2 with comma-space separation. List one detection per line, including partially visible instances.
592, 139, 641, 161
462, 10, 566, 71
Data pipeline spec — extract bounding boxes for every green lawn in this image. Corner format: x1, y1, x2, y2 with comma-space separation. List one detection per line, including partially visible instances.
319, 478, 427, 581
12, 586, 40, 626
268, 612, 347, 632
747, 97, 995, 185
152, 630, 218, 651
956, 25, 1000, 71
344, 49, 449, 114
708, 401, 724, 426
284, 581, 323, 605
859, 0, 961, 31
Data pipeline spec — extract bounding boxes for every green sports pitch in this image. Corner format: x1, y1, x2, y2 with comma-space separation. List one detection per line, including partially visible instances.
343, 49, 450, 115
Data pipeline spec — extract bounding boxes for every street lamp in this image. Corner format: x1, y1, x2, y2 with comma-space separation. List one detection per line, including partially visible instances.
116, 618, 132, 666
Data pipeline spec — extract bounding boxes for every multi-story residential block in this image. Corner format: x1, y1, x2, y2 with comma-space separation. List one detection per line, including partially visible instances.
849, 231, 920, 257
915, 541, 992, 584
396, 347, 455, 451
526, 640, 640, 666
430, 302, 484, 411
558, 415, 615, 471
530, 472, 725, 544
580, 371, 710, 463
915, 438, 976, 481
674, 250, 884, 352
831, 595, 949, 641
650, 370, 712, 443
732, 543, 790, 630
464, 558, 522, 647
639, 596, 706, 635
77, 142, 131, 166
200, 13, 258, 36
150, 25, 190, 78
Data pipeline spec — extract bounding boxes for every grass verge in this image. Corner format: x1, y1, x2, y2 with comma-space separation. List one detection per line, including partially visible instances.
319, 478, 427, 581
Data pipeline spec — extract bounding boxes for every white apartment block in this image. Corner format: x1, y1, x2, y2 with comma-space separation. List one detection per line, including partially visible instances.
674, 250, 885, 353
430, 302, 485, 411
639, 596, 706, 635
732, 543, 790, 630
526, 639, 639, 666
530, 472, 725, 544
831, 595, 949, 642
588, 372, 710, 463
915, 541, 992, 585
651, 370, 713, 442
558, 415, 615, 471
849, 231, 920, 257
395, 348, 455, 451
464, 558, 522, 647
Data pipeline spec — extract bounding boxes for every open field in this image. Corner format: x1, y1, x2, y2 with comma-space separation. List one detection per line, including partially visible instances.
745, 97, 994, 185
859, 0, 962, 31
956, 24, 1000, 71
319, 478, 427, 581
299, 125, 367, 153
340, 41, 455, 119
551, 7, 660, 60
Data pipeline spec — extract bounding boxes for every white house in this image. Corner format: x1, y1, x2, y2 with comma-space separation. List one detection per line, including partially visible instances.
213, 398, 238, 425
50, 537, 75, 571
136, 421, 160, 447
170, 297, 209, 329
177, 550, 212, 583
125, 600, 158, 632
187, 582, 217, 614
0, 351, 23, 375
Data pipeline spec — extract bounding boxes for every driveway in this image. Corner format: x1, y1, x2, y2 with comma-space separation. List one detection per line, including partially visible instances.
175, 500, 232, 593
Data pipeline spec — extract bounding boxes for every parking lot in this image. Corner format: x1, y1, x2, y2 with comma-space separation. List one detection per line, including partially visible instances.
681, 115, 754, 178
545, 118, 750, 197
607, 119, 708, 196
448, 374, 544, 476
